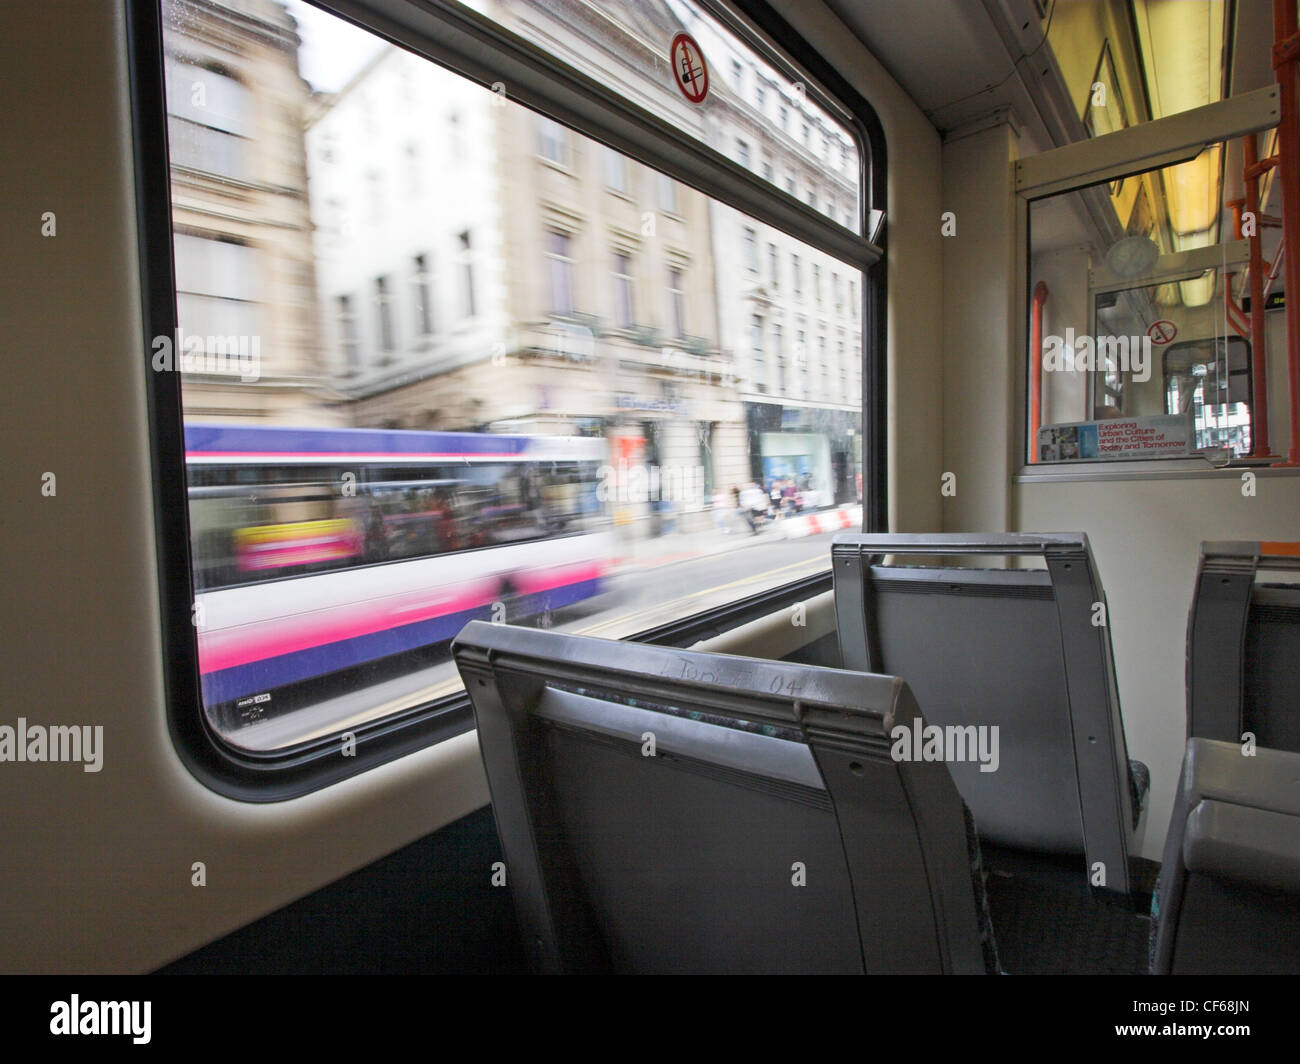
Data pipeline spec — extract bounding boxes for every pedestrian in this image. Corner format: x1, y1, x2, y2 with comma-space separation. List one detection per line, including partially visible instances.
712, 489, 730, 533
732, 484, 756, 534
741, 482, 766, 532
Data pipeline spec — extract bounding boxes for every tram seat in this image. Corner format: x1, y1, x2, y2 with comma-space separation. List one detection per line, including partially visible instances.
1150, 738, 1300, 974
1186, 541, 1300, 753
831, 532, 1147, 895
451, 620, 1000, 974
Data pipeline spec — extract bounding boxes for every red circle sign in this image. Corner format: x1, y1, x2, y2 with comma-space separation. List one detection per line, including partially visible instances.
671, 33, 708, 104
1148, 319, 1177, 345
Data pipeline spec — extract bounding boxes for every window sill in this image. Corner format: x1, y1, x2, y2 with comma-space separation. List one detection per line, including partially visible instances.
1014, 456, 1300, 483
537, 156, 576, 177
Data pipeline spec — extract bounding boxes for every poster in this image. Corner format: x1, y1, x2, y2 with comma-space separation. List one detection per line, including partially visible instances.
1038, 413, 1193, 462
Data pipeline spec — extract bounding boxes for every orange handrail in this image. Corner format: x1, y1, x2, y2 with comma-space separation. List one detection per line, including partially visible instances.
1244, 134, 1273, 456
1272, 0, 1300, 464
1030, 281, 1049, 461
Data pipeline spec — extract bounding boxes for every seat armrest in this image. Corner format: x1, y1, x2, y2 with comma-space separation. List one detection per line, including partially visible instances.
1183, 738, 1300, 817
1183, 800, 1300, 893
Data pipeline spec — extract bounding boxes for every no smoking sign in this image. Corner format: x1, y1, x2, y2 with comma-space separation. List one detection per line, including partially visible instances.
1147, 319, 1177, 345
671, 33, 709, 104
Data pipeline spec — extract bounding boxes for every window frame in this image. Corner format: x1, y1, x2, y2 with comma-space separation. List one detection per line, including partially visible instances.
129, 0, 888, 799
603, 145, 629, 193
336, 293, 360, 374
666, 264, 687, 338
412, 253, 433, 336
611, 249, 636, 328
545, 228, 577, 317
1015, 85, 1280, 478
374, 274, 395, 354
536, 113, 570, 166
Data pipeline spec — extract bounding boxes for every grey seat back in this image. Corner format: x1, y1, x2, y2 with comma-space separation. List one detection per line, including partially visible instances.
1151, 738, 1300, 974
1187, 541, 1300, 752
452, 619, 991, 974
832, 532, 1138, 894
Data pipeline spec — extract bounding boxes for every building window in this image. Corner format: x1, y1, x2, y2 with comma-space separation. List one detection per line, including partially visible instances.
405, 142, 420, 195
546, 231, 575, 316
761, 157, 773, 182
657, 172, 678, 214
750, 314, 765, 393
612, 251, 635, 328
779, 104, 788, 130
797, 329, 808, 397
791, 253, 801, 295
813, 263, 822, 303
375, 275, 394, 353
736, 138, 751, 168
337, 294, 359, 373
448, 111, 464, 157
838, 339, 847, 391
537, 114, 568, 164
163, 59, 248, 180
169, 232, 263, 385
731, 58, 743, 82
768, 243, 779, 287
755, 82, 766, 110
413, 254, 433, 335
744, 227, 757, 272
457, 230, 476, 318
324, 197, 345, 246
785, 173, 795, 194
818, 335, 828, 396
604, 147, 628, 192
832, 272, 842, 310
773, 324, 784, 393
667, 266, 686, 338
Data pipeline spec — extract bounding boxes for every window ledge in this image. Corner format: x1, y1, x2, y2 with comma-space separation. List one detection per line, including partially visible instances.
1015, 456, 1300, 483
537, 156, 575, 176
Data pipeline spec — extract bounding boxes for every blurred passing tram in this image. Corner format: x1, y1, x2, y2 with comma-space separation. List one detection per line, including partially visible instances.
185, 423, 611, 729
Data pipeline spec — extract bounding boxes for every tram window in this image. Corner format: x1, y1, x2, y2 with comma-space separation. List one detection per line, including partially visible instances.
149, 0, 878, 773
1163, 337, 1253, 454
487, 0, 862, 232
1026, 138, 1261, 465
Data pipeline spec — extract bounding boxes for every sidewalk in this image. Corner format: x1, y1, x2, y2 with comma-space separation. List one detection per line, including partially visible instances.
609, 505, 863, 575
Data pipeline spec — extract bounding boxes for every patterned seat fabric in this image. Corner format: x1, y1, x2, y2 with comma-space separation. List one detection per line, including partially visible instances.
963, 802, 1002, 974
1148, 874, 1161, 972
1129, 760, 1151, 830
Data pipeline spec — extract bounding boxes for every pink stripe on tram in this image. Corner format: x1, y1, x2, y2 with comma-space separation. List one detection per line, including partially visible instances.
197, 562, 604, 674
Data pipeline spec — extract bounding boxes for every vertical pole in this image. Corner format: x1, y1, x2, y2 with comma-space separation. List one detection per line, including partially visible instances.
1273, 0, 1300, 463
1030, 281, 1048, 462
1244, 135, 1273, 455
